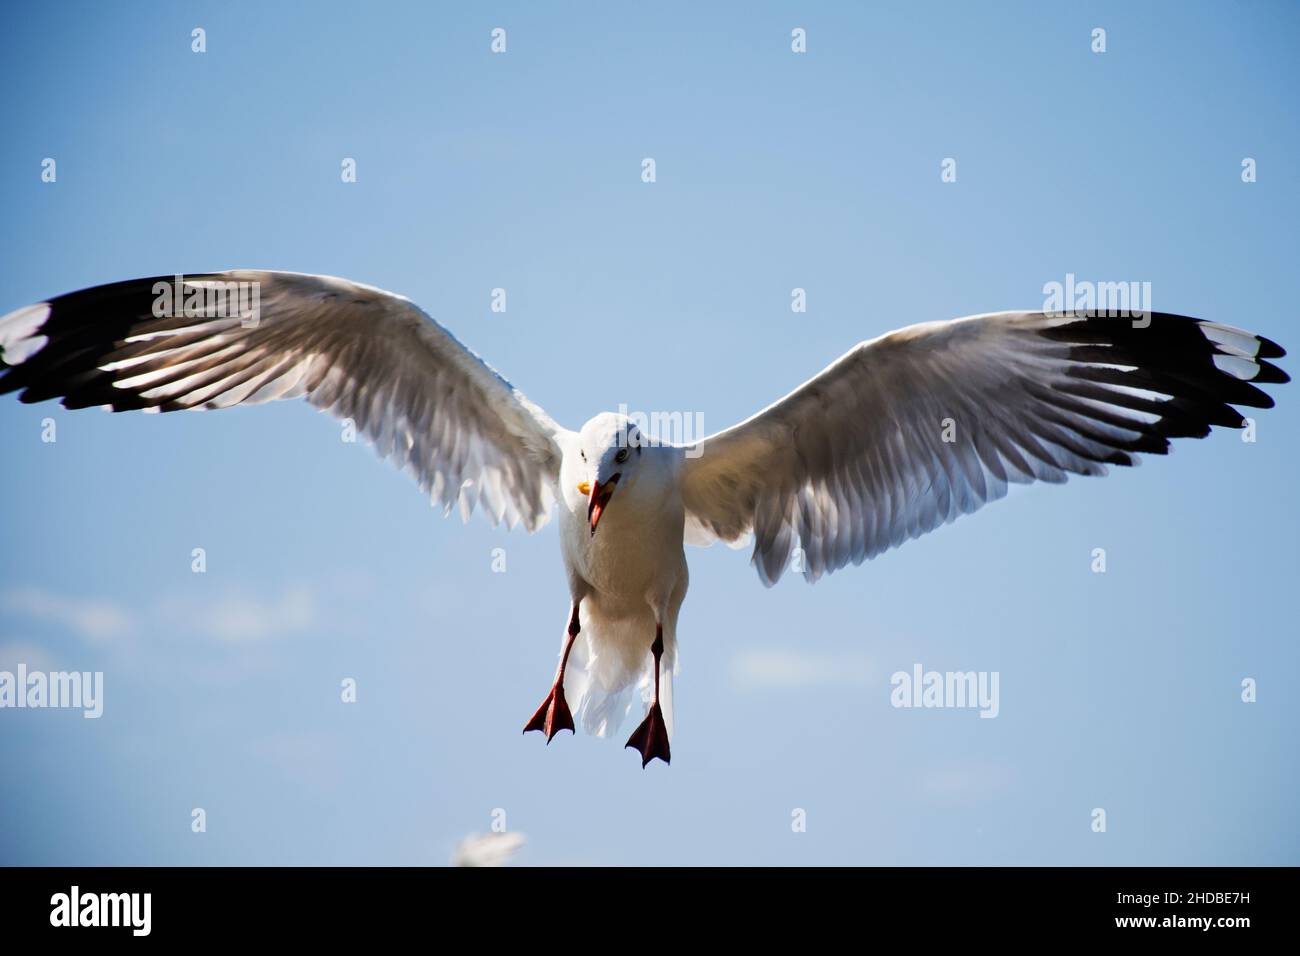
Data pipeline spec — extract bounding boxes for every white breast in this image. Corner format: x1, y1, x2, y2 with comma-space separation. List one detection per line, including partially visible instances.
557, 445, 687, 606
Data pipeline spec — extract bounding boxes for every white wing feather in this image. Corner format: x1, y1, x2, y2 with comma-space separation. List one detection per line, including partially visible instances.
0, 271, 567, 531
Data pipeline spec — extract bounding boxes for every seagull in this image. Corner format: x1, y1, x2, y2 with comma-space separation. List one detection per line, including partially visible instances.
0, 271, 1288, 766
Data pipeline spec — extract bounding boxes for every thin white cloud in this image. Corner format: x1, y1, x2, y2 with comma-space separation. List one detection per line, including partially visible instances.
3, 584, 317, 645
1, 586, 134, 643
920, 759, 1012, 804
730, 649, 873, 690
188, 587, 316, 643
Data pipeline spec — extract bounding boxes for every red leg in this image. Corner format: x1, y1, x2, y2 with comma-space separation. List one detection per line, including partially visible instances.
523, 604, 580, 742
625, 625, 671, 768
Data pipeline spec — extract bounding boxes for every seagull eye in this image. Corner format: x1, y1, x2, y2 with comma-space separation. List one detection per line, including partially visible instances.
615, 447, 629, 464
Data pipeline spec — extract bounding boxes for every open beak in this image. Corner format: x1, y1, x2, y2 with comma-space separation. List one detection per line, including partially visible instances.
585, 474, 620, 536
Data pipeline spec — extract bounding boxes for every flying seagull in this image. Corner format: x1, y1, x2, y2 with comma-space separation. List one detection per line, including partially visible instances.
0, 272, 1288, 766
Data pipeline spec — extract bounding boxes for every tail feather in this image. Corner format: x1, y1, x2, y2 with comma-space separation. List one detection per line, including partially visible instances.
561, 603, 676, 739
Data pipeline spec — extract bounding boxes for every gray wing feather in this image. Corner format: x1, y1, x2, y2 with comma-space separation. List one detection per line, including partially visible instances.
680, 311, 1287, 584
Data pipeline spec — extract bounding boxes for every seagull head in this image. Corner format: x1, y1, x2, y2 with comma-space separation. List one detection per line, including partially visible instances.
575, 413, 645, 536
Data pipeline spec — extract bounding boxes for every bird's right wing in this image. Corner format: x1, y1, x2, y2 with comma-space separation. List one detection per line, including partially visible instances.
0, 271, 567, 531
679, 310, 1287, 584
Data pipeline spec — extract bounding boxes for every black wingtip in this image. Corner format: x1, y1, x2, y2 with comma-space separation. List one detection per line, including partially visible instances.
1257, 336, 1286, 360
1253, 361, 1290, 385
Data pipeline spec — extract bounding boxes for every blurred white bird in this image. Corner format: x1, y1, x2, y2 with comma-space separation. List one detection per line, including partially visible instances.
1, 272, 1288, 767
452, 832, 525, 867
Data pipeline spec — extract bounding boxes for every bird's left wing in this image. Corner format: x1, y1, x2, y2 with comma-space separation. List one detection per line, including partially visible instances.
0, 271, 566, 530
679, 310, 1287, 584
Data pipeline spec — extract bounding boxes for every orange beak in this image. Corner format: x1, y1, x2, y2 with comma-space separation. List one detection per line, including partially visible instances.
586, 474, 619, 536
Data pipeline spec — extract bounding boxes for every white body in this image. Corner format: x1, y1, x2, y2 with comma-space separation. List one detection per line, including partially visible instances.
556, 417, 688, 737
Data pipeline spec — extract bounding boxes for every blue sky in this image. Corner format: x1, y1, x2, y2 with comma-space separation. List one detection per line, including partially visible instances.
1, 1, 1297, 865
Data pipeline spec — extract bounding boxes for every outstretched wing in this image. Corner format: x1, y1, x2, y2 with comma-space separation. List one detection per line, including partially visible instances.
0, 271, 567, 530
679, 311, 1287, 584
